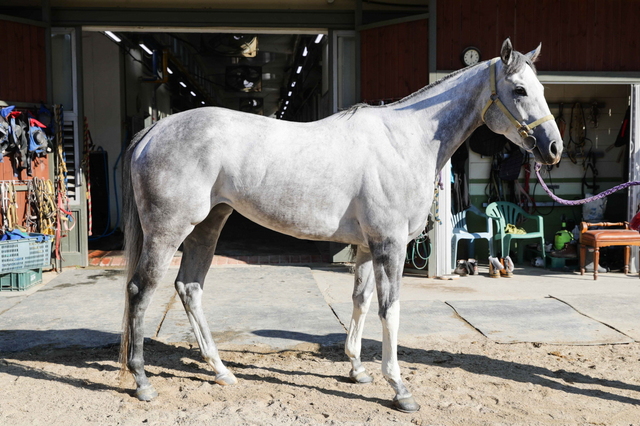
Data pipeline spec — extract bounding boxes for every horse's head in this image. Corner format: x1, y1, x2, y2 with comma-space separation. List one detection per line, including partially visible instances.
482, 38, 562, 165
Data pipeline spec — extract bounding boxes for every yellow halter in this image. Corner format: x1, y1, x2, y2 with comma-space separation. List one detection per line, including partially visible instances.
481, 58, 554, 150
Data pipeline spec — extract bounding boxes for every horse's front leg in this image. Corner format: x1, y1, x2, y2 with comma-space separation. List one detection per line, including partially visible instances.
345, 245, 375, 384
371, 239, 420, 413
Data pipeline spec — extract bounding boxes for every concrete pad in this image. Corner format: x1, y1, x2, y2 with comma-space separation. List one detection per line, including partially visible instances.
0, 269, 177, 352
446, 298, 634, 345
156, 266, 346, 348
330, 300, 479, 342
551, 294, 640, 341
0, 292, 22, 315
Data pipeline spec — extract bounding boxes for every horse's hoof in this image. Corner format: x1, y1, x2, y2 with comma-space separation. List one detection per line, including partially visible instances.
393, 395, 420, 413
349, 370, 374, 384
135, 385, 158, 401
215, 371, 237, 386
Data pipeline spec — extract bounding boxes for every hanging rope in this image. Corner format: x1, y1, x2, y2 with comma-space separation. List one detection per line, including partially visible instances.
53, 105, 67, 270
83, 116, 93, 236
22, 178, 57, 235
7, 181, 19, 231
36, 178, 56, 235
535, 163, 640, 206
1, 182, 12, 231
405, 231, 431, 270
24, 179, 38, 232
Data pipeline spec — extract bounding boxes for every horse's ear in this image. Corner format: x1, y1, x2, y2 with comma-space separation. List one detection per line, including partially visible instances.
501, 38, 513, 65
526, 43, 542, 63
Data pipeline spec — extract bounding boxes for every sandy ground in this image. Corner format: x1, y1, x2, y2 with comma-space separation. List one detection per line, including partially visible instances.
2, 336, 640, 425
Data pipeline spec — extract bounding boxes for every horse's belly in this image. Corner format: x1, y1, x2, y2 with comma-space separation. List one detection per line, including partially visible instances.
228, 195, 363, 244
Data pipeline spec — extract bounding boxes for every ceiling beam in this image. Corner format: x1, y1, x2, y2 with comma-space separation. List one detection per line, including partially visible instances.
49, 8, 355, 29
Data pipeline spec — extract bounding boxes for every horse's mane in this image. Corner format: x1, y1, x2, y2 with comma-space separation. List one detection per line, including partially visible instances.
342, 51, 535, 116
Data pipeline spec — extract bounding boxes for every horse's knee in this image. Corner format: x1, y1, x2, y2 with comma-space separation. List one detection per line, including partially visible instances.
351, 294, 371, 313
175, 281, 202, 306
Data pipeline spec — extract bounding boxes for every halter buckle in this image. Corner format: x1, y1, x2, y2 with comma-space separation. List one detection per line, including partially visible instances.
518, 125, 531, 139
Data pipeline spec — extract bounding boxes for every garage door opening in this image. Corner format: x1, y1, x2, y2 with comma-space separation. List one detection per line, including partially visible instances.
82, 28, 330, 259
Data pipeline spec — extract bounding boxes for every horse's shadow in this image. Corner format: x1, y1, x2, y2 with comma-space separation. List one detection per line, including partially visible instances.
2, 328, 640, 407
253, 329, 640, 406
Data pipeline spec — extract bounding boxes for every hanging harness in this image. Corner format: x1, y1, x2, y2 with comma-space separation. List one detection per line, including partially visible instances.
481, 57, 555, 152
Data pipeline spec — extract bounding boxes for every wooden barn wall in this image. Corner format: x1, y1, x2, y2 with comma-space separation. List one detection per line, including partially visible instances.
360, 18, 429, 103
0, 20, 47, 103
437, 0, 640, 72
0, 20, 50, 229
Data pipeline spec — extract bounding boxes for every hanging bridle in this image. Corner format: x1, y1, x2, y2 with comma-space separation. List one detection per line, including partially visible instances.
481, 57, 555, 152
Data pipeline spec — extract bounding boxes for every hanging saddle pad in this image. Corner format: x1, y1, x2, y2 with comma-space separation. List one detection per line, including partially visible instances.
499, 147, 524, 181
469, 125, 508, 156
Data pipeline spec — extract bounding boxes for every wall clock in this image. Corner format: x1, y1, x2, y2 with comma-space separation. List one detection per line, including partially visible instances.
461, 47, 481, 66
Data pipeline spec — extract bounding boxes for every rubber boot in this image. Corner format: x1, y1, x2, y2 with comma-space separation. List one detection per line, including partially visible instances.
500, 257, 514, 278
488, 256, 501, 278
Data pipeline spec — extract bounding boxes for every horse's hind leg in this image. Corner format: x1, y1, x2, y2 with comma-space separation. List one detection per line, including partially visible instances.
126, 232, 189, 401
345, 245, 375, 384
370, 239, 420, 413
174, 204, 237, 386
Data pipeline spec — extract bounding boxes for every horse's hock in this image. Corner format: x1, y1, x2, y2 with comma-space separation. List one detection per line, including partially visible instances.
579, 221, 640, 280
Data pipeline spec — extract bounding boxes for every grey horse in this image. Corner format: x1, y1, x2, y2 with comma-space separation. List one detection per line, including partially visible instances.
119, 38, 561, 412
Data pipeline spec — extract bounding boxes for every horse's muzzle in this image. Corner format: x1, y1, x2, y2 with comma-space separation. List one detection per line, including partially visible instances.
542, 139, 562, 165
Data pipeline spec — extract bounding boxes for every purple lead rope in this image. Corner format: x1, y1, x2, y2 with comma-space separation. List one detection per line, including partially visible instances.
534, 163, 640, 206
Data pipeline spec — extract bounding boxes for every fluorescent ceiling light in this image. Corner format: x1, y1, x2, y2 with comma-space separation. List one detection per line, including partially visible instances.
302, 47, 308, 57
201, 101, 205, 105
287, 91, 292, 97
179, 81, 187, 88
291, 81, 296, 87
190, 91, 196, 96
296, 66, 302, 74
167, 67, 173, 75
314, 34, 324, 44
285, 100, 289, 105
139, 43, 153, 55
104, 31, 121, 43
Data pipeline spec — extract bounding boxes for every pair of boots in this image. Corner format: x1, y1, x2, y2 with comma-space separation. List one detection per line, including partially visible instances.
454, 258, 478, 276
489, 256, 514, 278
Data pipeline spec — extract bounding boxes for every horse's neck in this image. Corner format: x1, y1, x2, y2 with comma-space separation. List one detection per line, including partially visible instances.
392, 63, 490, 172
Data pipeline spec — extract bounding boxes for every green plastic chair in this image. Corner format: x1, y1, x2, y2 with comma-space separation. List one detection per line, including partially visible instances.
485, 201, 545, 264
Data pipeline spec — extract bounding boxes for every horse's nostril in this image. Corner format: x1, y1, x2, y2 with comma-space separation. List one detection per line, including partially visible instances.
550, 140, 558, 156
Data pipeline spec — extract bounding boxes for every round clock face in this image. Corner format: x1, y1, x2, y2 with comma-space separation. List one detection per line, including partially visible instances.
462, 48, 481, 66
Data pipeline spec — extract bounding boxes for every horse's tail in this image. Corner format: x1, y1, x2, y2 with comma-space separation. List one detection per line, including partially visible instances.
118, 124, 155, 380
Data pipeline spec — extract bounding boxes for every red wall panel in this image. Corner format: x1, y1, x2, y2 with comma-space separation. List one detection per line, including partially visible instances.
361, 18, 429, 103
0, 20, 47, 103
0, 20, 50, 230
436, 0, 640, 72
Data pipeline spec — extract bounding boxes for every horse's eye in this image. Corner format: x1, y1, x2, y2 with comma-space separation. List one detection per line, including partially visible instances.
515, 87, 527, 96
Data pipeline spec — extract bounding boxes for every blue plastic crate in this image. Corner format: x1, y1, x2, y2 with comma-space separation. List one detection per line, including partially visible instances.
0, 234, 53, 273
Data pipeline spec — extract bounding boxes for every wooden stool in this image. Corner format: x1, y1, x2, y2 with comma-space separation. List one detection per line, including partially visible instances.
579, 221, 640, 280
